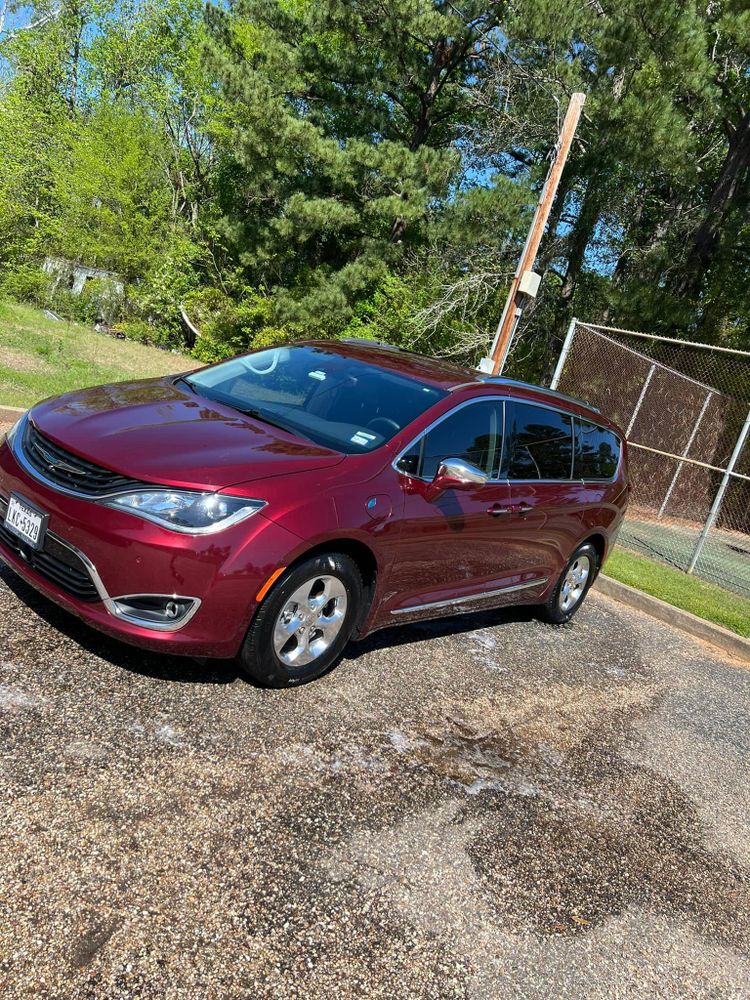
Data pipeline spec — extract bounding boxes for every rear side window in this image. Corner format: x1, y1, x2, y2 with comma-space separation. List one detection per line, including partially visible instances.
505, 402, 573, 480
574, 418, 621, 480
397, 401, 501, 479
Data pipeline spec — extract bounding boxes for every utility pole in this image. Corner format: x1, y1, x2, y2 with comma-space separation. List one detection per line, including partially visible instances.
479, 92, 586, 377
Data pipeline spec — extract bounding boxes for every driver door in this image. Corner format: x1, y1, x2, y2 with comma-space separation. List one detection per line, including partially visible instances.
386, 399, 523, 616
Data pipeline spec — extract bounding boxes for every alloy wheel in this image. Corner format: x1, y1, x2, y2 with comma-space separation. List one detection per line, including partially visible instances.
272, 574, 348, 667
559, 554, 591, 612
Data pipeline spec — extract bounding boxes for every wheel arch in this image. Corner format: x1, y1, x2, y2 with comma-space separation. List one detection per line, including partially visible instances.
282, 537, 379, 636
580, 531, 607, 572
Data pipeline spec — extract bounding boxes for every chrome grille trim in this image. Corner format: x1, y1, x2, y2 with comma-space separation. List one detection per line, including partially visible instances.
14, 414, 149, 499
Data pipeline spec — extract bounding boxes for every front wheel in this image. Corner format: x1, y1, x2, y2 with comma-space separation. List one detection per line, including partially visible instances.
238, 552, 362, 688
538, 542, 599, 625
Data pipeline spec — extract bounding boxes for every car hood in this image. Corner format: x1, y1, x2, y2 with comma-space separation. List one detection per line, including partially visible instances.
29, 377, 346, 491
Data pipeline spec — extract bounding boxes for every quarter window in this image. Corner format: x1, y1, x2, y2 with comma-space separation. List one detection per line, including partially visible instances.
574, 419, 620, 480
396, 401, 501, 480
505, 402, 573, 480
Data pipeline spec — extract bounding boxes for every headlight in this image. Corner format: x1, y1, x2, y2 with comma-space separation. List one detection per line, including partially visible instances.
103, 490, 266, 534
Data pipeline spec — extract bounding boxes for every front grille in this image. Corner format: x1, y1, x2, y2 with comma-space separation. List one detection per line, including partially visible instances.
0, 496, 100, 602
21, 421, 146, 497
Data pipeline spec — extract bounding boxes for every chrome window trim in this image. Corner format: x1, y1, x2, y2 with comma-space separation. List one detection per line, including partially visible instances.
393, 394, 621, 487
502, 399, 622, 486
391, 576, 549, 615
392, 396, 507, 484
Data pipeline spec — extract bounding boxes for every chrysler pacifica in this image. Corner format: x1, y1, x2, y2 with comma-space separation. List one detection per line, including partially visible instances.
0, 340, 628, 686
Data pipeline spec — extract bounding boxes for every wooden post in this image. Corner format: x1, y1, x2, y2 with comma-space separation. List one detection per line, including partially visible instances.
488, 92, 586, 376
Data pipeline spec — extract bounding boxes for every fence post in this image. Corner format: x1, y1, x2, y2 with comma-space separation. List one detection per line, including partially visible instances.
625, 364, 656, 437
550, 318, 577, 390
687, 408, 750, 574
658, 389, 713, 518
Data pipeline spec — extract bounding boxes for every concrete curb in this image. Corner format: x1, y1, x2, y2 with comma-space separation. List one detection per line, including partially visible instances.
594, 574, 750, 663
0, 405, 24, 424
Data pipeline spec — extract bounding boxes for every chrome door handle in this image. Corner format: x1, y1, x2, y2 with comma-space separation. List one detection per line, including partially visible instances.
487, 504, 512, 516
487, 503, 533, 517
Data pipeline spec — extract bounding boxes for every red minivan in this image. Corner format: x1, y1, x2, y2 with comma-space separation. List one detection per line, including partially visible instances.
0, 340, 628, 686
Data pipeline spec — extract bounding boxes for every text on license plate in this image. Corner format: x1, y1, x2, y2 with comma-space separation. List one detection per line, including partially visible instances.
4, 495, 45, 548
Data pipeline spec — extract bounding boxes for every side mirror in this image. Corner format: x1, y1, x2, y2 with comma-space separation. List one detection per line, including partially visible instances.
425, 457, 488, 501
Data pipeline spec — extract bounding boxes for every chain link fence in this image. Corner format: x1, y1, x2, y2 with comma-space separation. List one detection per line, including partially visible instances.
514, 320, 750, 598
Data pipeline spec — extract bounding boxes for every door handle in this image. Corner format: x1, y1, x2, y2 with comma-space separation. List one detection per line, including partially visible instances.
487, 503, 533, 517
487, 504, 512, 516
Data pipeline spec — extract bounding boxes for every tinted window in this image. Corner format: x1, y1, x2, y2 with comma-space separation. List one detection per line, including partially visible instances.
397, 401, 500, 479
505, 402, 573, 480
574, 419, 620, 480
181, 345, 446, 454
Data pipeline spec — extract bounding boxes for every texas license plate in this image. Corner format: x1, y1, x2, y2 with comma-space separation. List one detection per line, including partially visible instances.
4, 493, 48, 550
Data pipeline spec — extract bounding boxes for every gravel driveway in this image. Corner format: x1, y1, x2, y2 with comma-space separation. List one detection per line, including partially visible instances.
0, 552, 749, 999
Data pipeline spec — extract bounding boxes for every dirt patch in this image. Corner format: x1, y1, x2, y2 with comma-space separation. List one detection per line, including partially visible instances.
0, 346, 52, 375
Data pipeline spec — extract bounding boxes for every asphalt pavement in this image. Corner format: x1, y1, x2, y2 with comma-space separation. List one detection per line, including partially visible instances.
0, 536, 749, 998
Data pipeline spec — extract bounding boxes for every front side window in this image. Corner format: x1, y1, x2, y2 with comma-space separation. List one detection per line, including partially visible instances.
504, 402, 573, 480
574, 419, 621, 480
179, 345, 447, 454
396, 401, 501, 479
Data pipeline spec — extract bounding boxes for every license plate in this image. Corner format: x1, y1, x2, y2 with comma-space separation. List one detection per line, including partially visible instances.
4, 493, 48, 550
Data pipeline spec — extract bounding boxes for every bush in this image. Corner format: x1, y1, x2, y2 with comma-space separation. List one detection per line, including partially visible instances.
72, 277, 126, 326
0, 264, 50, 306
131, 235, 204, 342
184, 287, 300, 363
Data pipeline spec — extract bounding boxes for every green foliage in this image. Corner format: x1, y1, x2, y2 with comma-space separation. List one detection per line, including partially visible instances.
185, 287, 298, 363
0, 0, 749, 372
48, 102, 172, 277
606, 547, 750, 638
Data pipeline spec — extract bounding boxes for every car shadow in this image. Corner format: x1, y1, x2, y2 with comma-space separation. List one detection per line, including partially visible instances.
345, 604, 539, 660
0, 566, 240, 685
2, 563, 542, 685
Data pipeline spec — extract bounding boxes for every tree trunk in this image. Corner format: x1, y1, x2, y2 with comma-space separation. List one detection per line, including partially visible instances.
675, 109, 750, 297
390, 38, 458, 244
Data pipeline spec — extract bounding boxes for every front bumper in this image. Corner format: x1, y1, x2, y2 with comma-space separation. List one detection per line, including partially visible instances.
0, 440, 301, 657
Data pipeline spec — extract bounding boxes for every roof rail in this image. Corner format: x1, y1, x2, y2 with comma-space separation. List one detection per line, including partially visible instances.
339, 337, 404, 353
467, 376, 601, 414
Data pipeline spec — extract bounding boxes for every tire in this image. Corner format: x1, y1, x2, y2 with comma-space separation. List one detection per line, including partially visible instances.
538, 542, 599, 625
238, 552, 362, 688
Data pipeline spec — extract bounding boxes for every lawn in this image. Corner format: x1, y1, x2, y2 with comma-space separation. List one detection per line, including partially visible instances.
0, 300, 188, 409
605, 546, 750, 639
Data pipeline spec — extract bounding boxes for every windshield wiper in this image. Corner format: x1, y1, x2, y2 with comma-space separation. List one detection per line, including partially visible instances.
234, 405, 313, 441
175, 377, 313, 441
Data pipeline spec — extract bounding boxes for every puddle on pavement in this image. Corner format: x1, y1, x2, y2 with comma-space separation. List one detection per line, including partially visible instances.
383, 687, 750, 951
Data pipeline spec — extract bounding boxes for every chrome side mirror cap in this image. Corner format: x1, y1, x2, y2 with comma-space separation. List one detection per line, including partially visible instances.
425, 457, 488, 501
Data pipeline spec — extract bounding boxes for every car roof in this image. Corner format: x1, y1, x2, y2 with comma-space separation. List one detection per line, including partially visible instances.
308, 339, 610, 427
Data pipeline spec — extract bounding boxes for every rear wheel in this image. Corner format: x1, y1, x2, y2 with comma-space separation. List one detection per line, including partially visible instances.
238, 552, 362, 688
538, 542, 598, 625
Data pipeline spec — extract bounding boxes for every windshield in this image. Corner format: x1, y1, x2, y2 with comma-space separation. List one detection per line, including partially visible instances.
181, 345, 447, 454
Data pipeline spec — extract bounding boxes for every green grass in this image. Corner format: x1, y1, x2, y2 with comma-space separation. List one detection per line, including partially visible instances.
605, 547, 750, 639
0, 300, 188, 408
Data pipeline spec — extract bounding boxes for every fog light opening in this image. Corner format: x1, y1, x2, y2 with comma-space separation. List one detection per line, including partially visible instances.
110, 594, 200, 630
